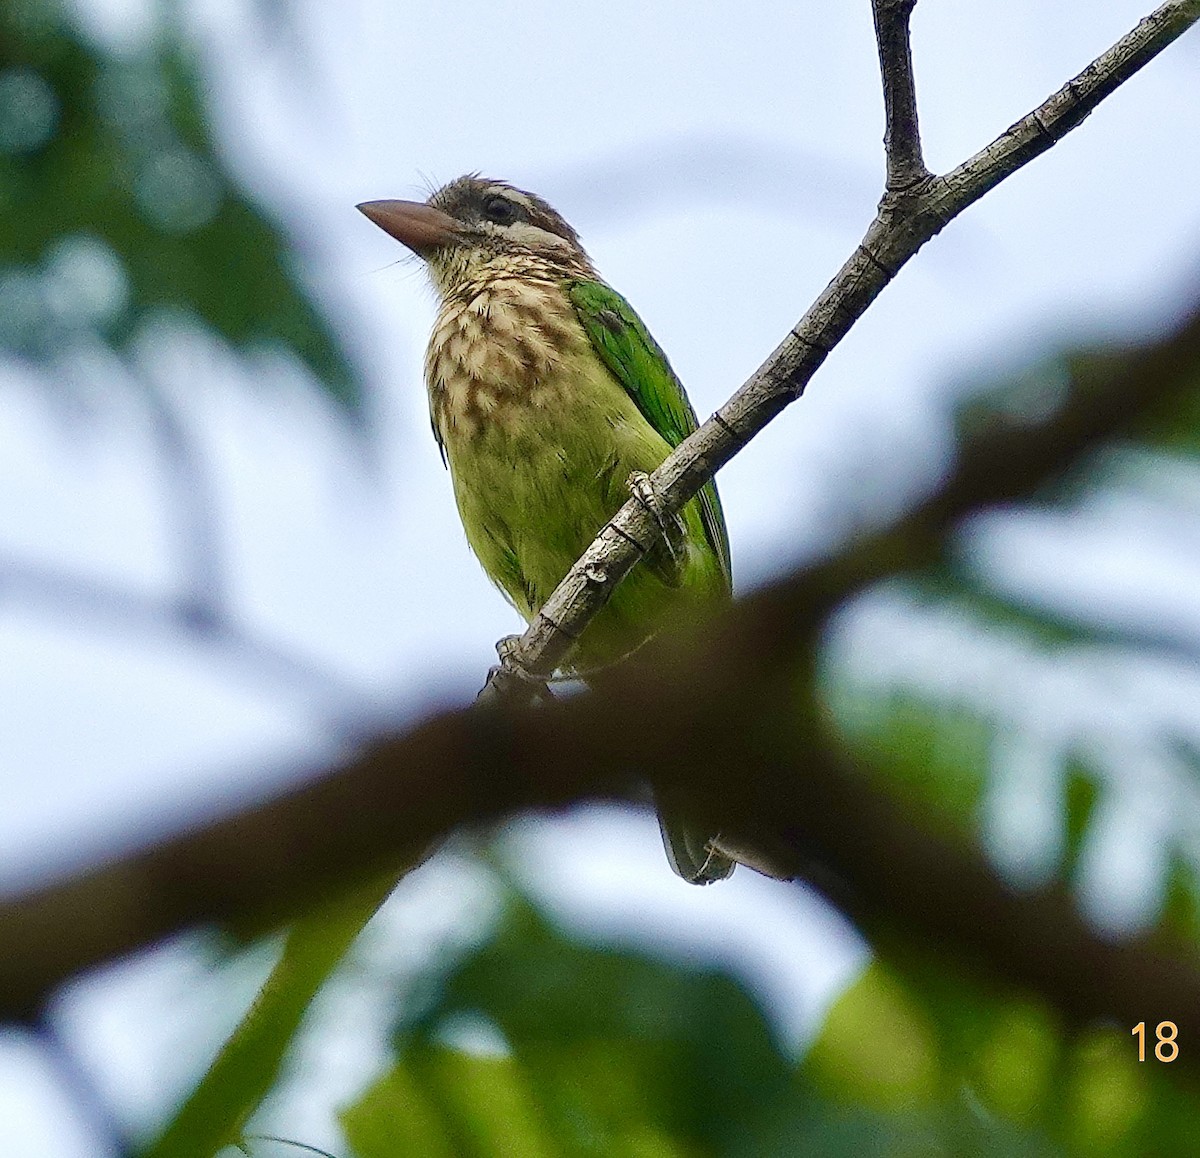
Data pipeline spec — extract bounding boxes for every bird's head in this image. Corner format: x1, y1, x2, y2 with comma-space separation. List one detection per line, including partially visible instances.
357, 175, 594, 298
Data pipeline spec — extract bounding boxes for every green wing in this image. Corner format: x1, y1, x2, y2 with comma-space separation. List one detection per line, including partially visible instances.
569, 280, 732, 594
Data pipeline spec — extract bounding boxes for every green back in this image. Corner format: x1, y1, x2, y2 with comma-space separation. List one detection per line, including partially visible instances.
569, 280, 732, 594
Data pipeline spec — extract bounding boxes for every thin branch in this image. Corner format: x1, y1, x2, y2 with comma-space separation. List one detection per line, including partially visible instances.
872, 0, 930, 191
484, 0, 1199, 697
3, 299, 1199, 1040
135, 377, 228, 628
244, 1137, 343, 1158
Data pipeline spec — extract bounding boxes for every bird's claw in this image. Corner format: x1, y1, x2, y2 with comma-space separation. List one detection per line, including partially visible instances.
627, 470, 664, 519
627, 470, 684, 561
480, 634, 554, 704
495, 634, 544, 682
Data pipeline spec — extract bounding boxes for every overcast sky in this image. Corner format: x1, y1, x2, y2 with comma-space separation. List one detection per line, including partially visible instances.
3, 1, 1199, 1154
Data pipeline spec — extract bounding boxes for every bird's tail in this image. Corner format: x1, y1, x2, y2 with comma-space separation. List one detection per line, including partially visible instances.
579, 663, 735, 884
655, 786, 736, 885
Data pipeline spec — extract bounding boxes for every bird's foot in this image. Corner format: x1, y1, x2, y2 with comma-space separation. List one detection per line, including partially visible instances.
478, 634, 554, 705
627, 471, 685, 560
626, 469, 665, 520
494, 634, 524, 667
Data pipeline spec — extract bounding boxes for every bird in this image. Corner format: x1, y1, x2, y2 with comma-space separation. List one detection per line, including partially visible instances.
358, 175, 735, 884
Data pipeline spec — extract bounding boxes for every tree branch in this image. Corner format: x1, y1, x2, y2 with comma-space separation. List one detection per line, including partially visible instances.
872, 0, 930, 191
5, 298, 1200, 1043
485, 0, 1199, 697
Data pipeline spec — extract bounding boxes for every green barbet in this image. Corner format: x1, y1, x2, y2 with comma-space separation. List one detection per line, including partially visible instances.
359, 176, 734, 884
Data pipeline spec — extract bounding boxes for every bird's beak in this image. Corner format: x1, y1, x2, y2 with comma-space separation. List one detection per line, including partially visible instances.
356, 199, 463, 257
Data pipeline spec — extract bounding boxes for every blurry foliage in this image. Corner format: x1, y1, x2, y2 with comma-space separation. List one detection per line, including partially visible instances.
812, 326, 1200, 1152
828, 321, 1200, 937
831, 678, 994, 835
147, 867, 1199, 1157
0, 0, 358, 405
338, 896, 1061, 1158
330, 883, 1197, 1158
849, 950, 1200, 1158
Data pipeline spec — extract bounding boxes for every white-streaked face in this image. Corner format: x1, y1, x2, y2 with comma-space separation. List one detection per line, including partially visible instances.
425, 177, 594, 296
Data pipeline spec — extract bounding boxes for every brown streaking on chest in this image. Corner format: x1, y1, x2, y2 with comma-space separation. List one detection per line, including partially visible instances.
424, 268, 590, 444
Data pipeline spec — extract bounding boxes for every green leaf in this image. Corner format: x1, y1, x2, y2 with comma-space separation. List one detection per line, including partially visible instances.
1060, 759, 1098, 881
806, 962, 940, 1112
1061, 1027, 1149, 1156
340, 1059, 459, 1158
432, 900, 791, 1140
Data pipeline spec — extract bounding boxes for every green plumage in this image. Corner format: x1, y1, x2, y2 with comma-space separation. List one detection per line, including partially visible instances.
569, 280, 732, 593
361, 176, 735, 883
564, 281, 735, 883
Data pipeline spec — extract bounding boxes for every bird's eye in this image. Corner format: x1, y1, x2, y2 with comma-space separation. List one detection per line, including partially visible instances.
482, 195, 520, 226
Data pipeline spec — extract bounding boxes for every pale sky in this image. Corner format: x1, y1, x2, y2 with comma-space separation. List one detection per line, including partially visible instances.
2, 1, 1199, 1154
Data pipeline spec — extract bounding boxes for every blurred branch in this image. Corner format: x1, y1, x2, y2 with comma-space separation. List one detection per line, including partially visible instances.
483, 0, 1200, 698
136, 380, 227, 626
5, 300, 1200, 1051
0, 551, 365, 716
38, 1018, 136, 1158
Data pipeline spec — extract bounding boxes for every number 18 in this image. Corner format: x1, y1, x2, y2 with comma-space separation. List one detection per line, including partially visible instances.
1132, 1021, 1178, 1063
